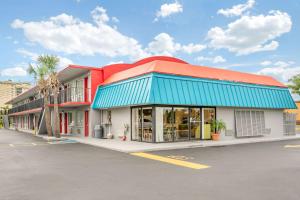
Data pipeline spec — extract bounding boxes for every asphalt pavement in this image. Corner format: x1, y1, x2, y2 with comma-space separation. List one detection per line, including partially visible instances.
1, 129, 300, 200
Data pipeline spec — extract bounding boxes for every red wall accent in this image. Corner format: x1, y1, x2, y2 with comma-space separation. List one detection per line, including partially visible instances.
84, 111, 89, 137
64, 113, 68, 134
59, 113, 62, 133
90, 70, 104, 102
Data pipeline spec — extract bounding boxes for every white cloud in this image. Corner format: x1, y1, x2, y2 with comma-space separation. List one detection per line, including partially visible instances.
257, 60, 300, 83
147, 33, 181, 56
16, 48, 73, 71
146, 33, 206, 56
181, 43, 206, 54
155, 1, 183, 21
260, 60, 272, 66
91, 6, 110, 25
195, 55, 226, 64
17, 48, 38, 60
259, 60, 295, 68
207, 10, 292, 55
258, 66, 300, 83
11, 6, 148, 61
58, 57, 73, 70
107, 60, 124, 65
112, 17, 119, 23
1, 67, 27, 77
217, 0, 255, 17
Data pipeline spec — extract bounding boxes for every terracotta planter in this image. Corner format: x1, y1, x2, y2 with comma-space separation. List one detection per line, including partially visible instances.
211, 133, 220, 141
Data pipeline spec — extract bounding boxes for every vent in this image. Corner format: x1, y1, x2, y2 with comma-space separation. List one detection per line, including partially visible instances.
235, 110, 265, 137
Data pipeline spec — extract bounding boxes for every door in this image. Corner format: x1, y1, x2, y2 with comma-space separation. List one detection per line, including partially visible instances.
84, 111, 89, 137
190, 108, 201, 140
202, 108, 216, 140
84, 77, 88, 102
59, 113, 62, 133
64, 113, 68, 134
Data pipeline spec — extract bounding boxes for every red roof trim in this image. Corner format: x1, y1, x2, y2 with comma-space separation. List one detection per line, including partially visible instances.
48, 102, 91, 107
102, 60, 286, 88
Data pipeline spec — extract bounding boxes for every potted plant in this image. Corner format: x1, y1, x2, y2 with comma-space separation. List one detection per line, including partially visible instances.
211, 119, 226, 141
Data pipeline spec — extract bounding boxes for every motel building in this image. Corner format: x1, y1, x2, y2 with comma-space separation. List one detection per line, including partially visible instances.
6, 56, 297, 143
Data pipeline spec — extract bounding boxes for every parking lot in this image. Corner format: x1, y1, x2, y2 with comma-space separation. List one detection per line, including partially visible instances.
1, 129, 300, 200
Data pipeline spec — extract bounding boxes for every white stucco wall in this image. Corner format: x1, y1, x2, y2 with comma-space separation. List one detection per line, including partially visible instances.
109, 107, 131, 140
216, 107, 284, 140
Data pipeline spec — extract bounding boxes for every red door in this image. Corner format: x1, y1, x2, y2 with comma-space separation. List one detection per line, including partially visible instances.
84, 77, 88, 102
59, 113, 62, 133
84, 111, 89, 137
64, 113, 68, 134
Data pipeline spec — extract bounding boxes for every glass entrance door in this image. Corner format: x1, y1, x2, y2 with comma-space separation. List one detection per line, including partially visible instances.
203, 108, 216, 140
190, 108, 201, 140
142, 107, 153, 142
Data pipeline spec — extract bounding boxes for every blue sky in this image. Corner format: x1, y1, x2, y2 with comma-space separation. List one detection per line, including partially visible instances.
0, 0, 300, 99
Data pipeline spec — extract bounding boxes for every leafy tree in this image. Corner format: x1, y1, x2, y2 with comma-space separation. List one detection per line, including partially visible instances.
28, 55, 60, 138
288, 74, 300, 95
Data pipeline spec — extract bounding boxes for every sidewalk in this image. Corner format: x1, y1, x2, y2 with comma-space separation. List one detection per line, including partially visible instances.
66, 134, 300, 153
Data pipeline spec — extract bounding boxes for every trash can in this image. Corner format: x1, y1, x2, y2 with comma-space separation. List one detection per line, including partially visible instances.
94, 125, 103, 138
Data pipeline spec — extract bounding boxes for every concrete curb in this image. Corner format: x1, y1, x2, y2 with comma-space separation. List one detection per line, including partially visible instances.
68, 135, 300, 153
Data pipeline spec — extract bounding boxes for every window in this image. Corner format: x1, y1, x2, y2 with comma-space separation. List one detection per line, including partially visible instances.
76, 111, 84, 126
131, 108, 142, 141
190, 108, 201, 140
235, 110, 265, 137
16, 87, 23, 95
174, 107, 189, 141
203, 108, 216, 139
68, 112, 73, 125
131, 107, 153, 142
162, 108, 173, 142
142, 108, 153, 142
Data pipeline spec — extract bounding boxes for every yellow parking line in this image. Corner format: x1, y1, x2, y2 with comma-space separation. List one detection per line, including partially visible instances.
284, 145, 300, 148
9, 144, 15, 147
131, 152, 210, 170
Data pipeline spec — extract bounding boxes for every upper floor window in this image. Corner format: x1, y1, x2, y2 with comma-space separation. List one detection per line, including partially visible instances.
16, 87, 23, 95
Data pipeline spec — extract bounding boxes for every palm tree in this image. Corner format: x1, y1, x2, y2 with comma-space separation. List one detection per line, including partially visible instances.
28, 55, 60, 137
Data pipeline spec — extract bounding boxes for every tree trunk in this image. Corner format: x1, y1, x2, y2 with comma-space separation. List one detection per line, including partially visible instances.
43, 93, 52, 137
53, 87, 60, 138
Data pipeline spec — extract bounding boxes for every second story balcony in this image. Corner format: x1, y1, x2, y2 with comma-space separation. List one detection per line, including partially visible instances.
8, 87, 91, 115
8, 98, 44, 115
50, 87, 91, 105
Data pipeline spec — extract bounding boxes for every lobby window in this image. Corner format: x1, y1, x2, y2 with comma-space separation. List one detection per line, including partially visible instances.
174, 107, 189, 141
131, 107, 153, 142
190, 108, 201, 140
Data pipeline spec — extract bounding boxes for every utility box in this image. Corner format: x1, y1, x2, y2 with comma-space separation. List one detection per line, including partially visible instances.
94, 125, 104, 138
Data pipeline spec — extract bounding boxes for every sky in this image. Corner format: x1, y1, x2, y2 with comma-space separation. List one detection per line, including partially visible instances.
0, 0, 299, 99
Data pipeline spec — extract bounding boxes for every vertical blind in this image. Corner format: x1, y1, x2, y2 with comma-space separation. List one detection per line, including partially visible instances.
235, 110, 265, 137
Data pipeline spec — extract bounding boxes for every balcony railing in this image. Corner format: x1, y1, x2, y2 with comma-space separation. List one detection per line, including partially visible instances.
8, 87, 91, 114
50, 87, 91, 104
8, 98, 44, 115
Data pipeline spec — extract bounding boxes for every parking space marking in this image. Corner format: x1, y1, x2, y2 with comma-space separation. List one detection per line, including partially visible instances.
167, 155, 195, 160
284, 144, 300, 148
131, 152, 210, 170
2, 139, 78, 148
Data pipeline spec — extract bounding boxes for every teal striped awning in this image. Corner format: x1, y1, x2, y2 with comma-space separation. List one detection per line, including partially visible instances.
92, 73, 296, 109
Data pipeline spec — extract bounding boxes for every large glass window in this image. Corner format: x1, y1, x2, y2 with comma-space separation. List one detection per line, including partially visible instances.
131, 107, 153, 142
142, 108, 153, 142
174, 107, 189, 141
190, 108, 201, 140
131, 108, 141, 141
133, 106, 215, 142
163, 107, 173, 142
